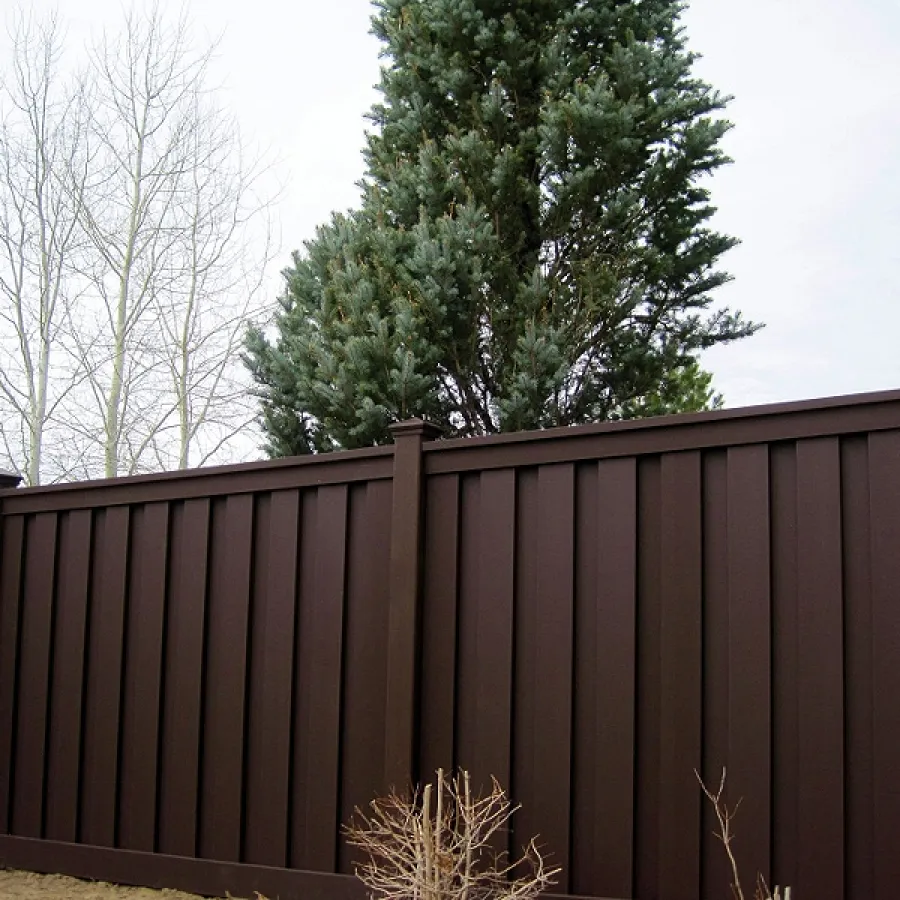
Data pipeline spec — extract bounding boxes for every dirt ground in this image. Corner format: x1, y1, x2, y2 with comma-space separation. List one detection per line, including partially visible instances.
0, 870, 244, 899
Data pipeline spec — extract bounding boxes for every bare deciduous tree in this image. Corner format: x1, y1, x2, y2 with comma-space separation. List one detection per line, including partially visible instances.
69, 5, 276, 477
0, 11, 89, 485
0, 3, 277, 483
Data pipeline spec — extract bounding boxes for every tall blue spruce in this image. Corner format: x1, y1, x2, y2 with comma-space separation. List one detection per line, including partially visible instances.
245, 0, 761, 454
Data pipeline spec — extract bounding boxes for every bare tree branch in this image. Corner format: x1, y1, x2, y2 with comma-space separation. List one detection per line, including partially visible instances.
696, 769, 792, 900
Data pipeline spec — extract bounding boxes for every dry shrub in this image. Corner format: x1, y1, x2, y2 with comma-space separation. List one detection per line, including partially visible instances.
344, 769, 558, 900
697, 768, 792, 900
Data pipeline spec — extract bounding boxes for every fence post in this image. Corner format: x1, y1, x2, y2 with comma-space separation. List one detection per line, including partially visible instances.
384, 418, 441, 793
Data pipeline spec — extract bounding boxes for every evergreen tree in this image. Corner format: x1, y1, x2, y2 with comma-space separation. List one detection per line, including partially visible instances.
245, 0, 761, 454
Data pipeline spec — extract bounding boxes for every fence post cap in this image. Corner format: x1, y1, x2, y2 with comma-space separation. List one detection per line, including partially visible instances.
389, 418, 443, 440
0, 469, 22, 489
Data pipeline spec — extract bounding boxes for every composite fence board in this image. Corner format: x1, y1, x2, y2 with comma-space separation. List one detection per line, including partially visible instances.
198, 494, 253, 863
290, 485, 348, 873
419, 474, 461, 782
795, 438, 845, 899
570, 462, 601, 898
512, 469, 539, 873
725, 445, 772, 884
508, 469, 536, 877
338, 480, 392, 875
841, 436, 874, 900
0, 514, 25, 834
657, 452, 704, 900
289, 490, 319, 871
455, 471, 516, 816
304, 483, 348, 872
513, 464, 574, 886
700, 450, 731, 899
80, 507, 130, 848
868, 430, 900, 900
118, 502, 169, 853
571, 458, 637, 899
244, 490, 299, 868
45, 510, 92, 844
634, 456, 662, 900
771, 443, 801, 891
12, 512, 57, 838
157, 499, 209, 857
245, 492, 273, 862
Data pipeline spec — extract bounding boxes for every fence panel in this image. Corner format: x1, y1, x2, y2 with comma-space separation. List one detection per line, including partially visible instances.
1, 391, 900, 900
418, 391, 900, 900
0, 450, 395, 897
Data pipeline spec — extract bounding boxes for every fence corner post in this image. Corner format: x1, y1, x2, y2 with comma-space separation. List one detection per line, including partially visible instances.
384, 418, 441, 794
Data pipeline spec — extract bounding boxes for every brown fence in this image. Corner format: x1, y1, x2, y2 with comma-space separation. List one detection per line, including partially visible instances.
1, 391, 900, 900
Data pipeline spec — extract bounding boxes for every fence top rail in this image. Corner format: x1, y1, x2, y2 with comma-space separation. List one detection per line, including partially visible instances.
423, 388, 900, 473
3, 388, 899, 512
0, 444, 394, 514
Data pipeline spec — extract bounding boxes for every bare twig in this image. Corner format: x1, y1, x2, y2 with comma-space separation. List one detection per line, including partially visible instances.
345, 769, 558, 900
696, 768, 792, 900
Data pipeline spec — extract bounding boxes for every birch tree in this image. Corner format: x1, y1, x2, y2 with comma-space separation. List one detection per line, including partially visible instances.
0, 11, 89, 484
0, 4, 276, 482
69, 5, 275, 477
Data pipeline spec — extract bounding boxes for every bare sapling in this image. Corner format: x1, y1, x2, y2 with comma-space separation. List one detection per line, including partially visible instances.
696, 768, 792, 900
344, 768, 559, 900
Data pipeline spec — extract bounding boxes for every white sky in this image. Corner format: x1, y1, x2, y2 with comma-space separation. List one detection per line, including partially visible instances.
12, 0, 900, 410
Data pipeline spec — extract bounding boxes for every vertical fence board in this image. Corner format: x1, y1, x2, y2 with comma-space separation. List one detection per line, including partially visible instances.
0, 514, 25, 833
795, 438, 844, 898
45, 510, 92, 843
244, 490, 299, 868
771, 443, 800, 890
338, 480, 392, 875
290, 491, 315, 871
157, 499, 209, 857
592, 457, 637, 898
571, 463, 599, 896
118, 503, 169, 852
700, 451, 730, 900
512, 469, 538, 866
515, 465, 573, 884
456, 470, 515, 799
658, 452, 703, 900
12, 513, 57, 837
455, 474, 479, 789
726, 445, 772, 883
199, 495, 253, 863
841, 436, 873, 900
868, 430, 900, 900
81, 506, 130, 848
419, 474, 460, 781
572, 458, 636, 897
290, 485, 347, 872
634, 457, 662, 900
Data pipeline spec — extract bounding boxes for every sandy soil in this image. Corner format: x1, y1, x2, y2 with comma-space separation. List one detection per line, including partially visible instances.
0, 869, 244, 899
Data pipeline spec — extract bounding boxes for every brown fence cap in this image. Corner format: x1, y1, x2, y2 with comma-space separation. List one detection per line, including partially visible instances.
389, 418, 443, 440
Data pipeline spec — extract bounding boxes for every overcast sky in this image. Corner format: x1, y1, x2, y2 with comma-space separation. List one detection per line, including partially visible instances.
15, 0, 900, 409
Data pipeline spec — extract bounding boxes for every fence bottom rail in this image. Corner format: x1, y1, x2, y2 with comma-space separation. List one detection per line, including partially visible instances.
0, 835, 364, 900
